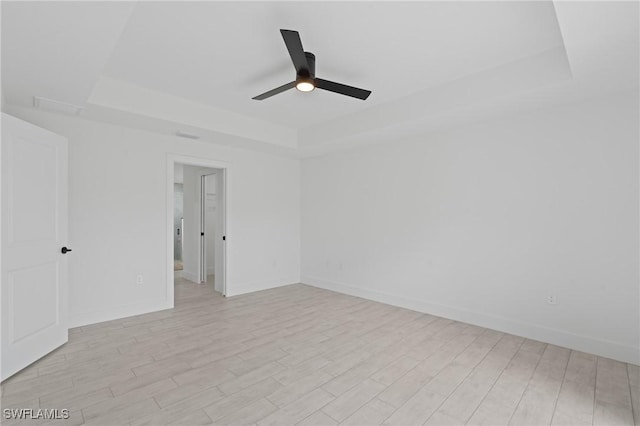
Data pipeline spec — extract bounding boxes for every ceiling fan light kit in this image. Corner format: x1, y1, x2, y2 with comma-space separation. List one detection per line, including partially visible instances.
296, 80, 315, 92
253, 29, 371, 101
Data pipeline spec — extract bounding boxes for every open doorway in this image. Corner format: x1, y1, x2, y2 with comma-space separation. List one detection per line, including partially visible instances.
167, 156, 228, 306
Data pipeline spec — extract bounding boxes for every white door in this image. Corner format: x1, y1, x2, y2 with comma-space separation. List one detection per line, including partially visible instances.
199, 174, 207, 284
1, 113, 69, 381
215, 169, 226, 295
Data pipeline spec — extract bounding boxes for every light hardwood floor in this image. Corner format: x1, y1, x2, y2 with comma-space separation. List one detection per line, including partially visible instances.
1, 279, 638, 425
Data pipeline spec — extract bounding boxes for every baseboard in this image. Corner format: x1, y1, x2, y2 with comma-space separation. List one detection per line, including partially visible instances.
182, 271, 198, 283
68, 278, 297, 327
302, 275, 640, 365
227, 278, 300, 297
69, 298, 172, 329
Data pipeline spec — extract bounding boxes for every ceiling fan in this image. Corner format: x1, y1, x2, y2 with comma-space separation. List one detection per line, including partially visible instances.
252, 29, 372, 101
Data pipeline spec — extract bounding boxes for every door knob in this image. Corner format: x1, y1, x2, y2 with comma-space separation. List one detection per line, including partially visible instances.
61, 247, 72, 254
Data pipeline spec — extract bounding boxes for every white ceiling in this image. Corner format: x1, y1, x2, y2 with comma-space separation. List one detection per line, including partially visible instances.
1, 2, 135, 107
102, 1, 564, 128
2, 1, 638, 158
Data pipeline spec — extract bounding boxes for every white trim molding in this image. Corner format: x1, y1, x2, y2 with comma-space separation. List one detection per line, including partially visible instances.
226, 279, 300, 298
69, 298, 170, 329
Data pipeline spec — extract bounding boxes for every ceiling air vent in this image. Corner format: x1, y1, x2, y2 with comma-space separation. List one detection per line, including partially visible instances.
176, 131, 200, 140
33, 96, 83, 115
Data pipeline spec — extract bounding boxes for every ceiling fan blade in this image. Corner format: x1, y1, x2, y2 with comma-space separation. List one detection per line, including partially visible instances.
252, 81, 296, 100
315, 78, 371, 100
280, 29, 309, 75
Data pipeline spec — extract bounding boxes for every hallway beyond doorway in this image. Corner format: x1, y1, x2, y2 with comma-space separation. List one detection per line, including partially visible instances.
172, 160, 226, 297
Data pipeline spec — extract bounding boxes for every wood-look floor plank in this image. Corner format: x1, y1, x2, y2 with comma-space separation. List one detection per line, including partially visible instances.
132, 407, 213, 426
427, 334, 523, 424
628, 364, 640, 426
339, 397, 395, 426
321, 378, 386, 422
0, 278, 636, 426
466, 341, 544, 426
152, 380, 225, 409
257, 388, 335, 426
297, 410, 339, 426
215, 398, 279, 425
202, 378, 283, 421
508, 345, 571, 425
593, 357, 635, 425
551, 351, 596, 426
267, 371, 333, 407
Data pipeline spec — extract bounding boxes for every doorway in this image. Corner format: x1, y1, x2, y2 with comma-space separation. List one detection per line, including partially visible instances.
167, 155, 229, 306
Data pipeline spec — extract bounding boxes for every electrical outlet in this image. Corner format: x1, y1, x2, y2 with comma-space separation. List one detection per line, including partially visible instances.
546, 295, 557, 305
136, 274, 144, 285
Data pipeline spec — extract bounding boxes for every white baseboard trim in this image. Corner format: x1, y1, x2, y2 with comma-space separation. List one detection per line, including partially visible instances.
302, 275, 640, 365
227, 279, 300, 297
67, 277, 298, 328
182, 271, 199, 283
69, 298, 171, 329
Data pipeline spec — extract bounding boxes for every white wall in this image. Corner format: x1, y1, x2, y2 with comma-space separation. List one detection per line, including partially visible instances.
301, 93, 639, 364
4, 92, 637, 364
5, 106, 301, 327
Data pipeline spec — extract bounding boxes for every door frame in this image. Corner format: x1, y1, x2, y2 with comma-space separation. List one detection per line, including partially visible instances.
166, 154, 230, 305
